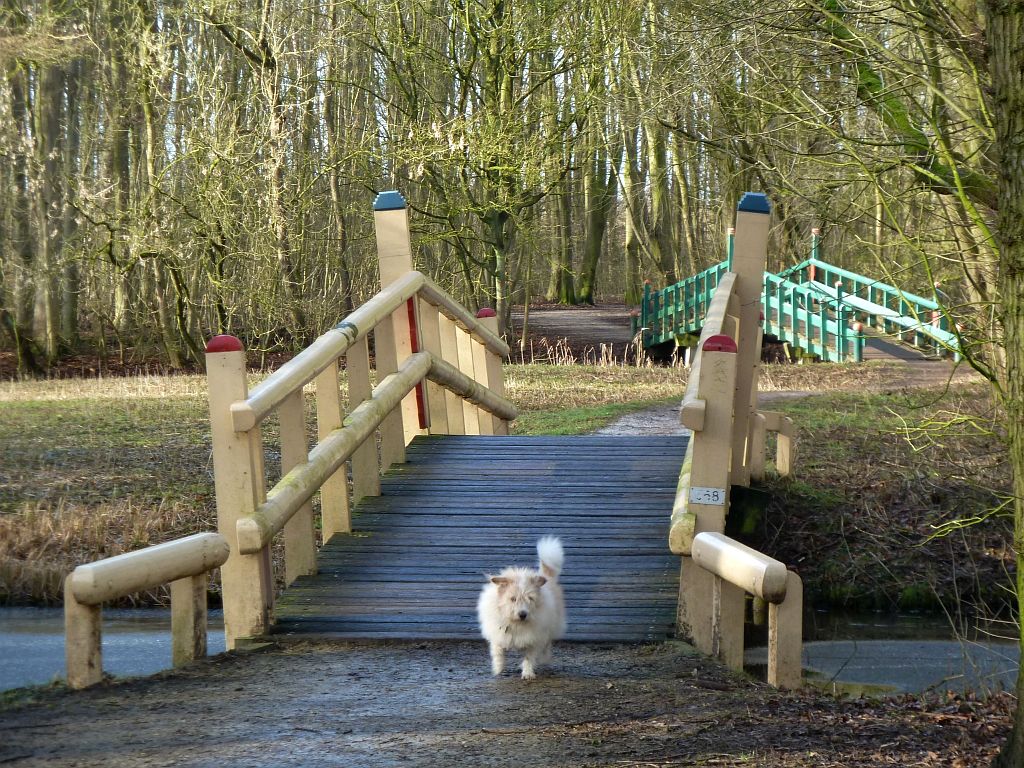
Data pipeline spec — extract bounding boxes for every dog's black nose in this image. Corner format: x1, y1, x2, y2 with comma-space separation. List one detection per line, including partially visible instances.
518, 610, 528, 620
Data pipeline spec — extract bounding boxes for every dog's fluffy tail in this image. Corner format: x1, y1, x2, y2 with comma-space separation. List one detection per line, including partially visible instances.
537, 536, 563, 581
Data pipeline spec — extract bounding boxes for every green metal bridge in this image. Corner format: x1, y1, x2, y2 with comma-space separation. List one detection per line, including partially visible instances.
640, 233, 961, 363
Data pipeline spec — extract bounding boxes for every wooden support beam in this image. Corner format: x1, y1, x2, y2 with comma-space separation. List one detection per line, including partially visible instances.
171, 573, 208, 668
316, 361, 351, 539
374, 191, 422, 448
347, 336, 381, 503
769, 571, 804, 689
456, 325, 481, 434
419, 299, 449, 435
438, 314, 466, 435
729, 193, 771, 487
64, 575, 101, 689
204, 336, 271, 648
280, 389, 318, 582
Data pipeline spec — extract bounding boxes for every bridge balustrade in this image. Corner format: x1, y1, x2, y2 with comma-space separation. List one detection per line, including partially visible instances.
670, 194, 803, 689
205, 192, 517, 649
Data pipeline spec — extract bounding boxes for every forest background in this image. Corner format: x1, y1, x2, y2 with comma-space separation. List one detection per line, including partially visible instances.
0, 0, 1003, 376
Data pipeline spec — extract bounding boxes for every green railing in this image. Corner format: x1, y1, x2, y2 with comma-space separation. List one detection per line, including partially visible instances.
641, 245, 960, 362
641, 261, 862, 362
641, 260, 730, 347
762, 272, 863, 362
784, 258, 960, 358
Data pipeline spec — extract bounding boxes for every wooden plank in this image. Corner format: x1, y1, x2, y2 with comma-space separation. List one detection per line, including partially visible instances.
272, 433, 683, 642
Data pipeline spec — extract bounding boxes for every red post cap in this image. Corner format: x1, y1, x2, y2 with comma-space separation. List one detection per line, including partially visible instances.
852, 322, 864, 333
475, 307, 497, 318
703, 334, 738, 353
205, 335, 244, 353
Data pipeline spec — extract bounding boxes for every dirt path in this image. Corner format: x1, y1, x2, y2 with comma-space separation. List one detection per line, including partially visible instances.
1, 639, 1006, 767
512, 304, 638, 362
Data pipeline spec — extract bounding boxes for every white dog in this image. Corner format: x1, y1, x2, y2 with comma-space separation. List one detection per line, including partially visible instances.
476, 536, 566, 679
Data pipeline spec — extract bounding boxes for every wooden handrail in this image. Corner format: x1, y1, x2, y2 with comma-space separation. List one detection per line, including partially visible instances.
69, 533, 230, 605
209, 192, 518, 649
236, 351, 518, 554
231, 271, 510, 432
691, 532, 788, 603
680, 271, 736, 431
65, 533, 230, 689
689, 532, 802, 689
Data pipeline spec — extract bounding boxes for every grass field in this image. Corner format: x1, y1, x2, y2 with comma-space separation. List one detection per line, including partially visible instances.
0, 360, 1011, 617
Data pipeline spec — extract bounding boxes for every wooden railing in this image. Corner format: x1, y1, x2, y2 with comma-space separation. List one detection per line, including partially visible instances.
64, 533, 230, 689
205, 191, 517, 648
670, 193, 803, 689
690, 532, 802, 688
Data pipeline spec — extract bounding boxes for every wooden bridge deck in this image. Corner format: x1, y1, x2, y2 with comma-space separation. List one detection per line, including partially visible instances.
272, 434, 687, 642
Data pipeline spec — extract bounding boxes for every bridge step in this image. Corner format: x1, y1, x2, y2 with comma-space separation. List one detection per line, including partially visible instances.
271, 434, 687, 642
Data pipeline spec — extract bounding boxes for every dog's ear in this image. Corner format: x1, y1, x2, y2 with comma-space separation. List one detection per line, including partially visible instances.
490, 576, 511, 586
532, 576, 547, 588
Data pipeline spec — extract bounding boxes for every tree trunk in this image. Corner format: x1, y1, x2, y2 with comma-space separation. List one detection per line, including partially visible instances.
33, 62, 65, 363
325, 2, 353, 316
622, 125, 645, 305
61, 58, 84, 347
6, 54, 39, 374
553, 181, 577, 305
644, 117, 676, 285
578, 131, 622, 305
987, 1, 1024, 765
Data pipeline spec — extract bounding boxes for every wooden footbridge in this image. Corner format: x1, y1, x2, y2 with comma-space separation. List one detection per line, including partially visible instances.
63, 192, 802, 692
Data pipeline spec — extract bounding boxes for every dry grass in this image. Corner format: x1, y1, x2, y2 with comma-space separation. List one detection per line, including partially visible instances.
760, 381, 1012, 618
0, 498, 214, 604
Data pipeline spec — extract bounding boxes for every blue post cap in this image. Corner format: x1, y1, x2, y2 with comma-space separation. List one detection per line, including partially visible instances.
737, 192, 771, 214
373, 190, 407, 211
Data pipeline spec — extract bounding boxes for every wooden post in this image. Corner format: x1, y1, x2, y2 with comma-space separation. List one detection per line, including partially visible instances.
171, 573, 208, 667
747, 325, 765, 479
677, 335, 738, 654
315, 361, 351, 539
347, 336, 381, 503
750, 411, 768, 482
712, 576, 746, 672
456, 325, 481, 434
438, 315, 466, 434
769, 571, 803, 689
64, 574, 102, 689
472, 309, 499, 434
419, 300, 449, 434
373, 190, 422, 453
476, 309, 509, 436
205, 335, 270, 648
730, 193, 771, 487
279, 389, 318, 580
